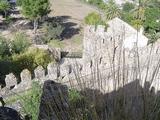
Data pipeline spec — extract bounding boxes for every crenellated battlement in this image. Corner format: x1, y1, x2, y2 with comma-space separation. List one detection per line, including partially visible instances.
1, 18, 160, 98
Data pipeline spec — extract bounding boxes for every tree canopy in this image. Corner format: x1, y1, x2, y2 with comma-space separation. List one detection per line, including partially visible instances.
85, 12, 105, 25
143, 7, 160, 32
21, 0, 50, 20
122, 2, 135, 13
21, 0, 51, 32
105, 0, 121, 20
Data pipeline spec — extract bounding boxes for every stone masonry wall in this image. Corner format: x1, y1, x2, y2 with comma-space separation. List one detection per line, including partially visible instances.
1, 25, 160, 98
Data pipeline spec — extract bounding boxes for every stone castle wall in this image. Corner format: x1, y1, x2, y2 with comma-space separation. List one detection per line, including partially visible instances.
1, 25, 160, 98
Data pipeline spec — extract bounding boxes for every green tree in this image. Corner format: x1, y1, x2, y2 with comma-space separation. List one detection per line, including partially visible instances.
124, 0, 152, 30
105, 0, 121, 20
132, 0, 152, 21
143, 7, 160, 33
122, 2, 135, 12
85, 12, 105, 25
0, 0, 10, 18
121, 12, 134, 25
21, 0, 50, 32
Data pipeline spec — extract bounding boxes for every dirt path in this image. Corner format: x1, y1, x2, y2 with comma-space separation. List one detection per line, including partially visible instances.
51, 0, 100, 26
50, 0, 101, 52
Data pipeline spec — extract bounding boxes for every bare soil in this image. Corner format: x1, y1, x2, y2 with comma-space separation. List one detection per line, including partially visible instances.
51, 0, 99, 26
50, 0, 100, 52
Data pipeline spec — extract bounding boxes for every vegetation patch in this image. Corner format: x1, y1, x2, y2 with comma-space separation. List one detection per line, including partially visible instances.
83, 0, 160, 43
11, 32, 31, 54
48, 39, 65, 48
11, 47, 54, 75
5, 81, 42, 120
0, 46, 54, 81
21, 81, 42, 120
41, 22, 65, 43
81, 0, 106, 9
85, 12, 105, 25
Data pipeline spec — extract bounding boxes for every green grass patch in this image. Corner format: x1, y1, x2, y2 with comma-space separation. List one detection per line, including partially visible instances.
48, 39, 65, 48
5, 81, 42, 120
72, 35, 83, 45
5, 89, 33, 104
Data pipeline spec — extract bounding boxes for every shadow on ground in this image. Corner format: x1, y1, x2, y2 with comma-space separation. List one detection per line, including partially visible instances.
38, 79, 160, 120
38, 80, 69, 120
0, 107, 22, 120
0, 15, 80, 40
47, 16, 81, 39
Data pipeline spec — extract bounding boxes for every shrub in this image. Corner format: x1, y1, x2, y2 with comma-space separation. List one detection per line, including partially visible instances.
85, 12, 105, 25
11, 52, 35, 75
147, 32, 160, 44
0, 36, 10, 57
41, 22, 64, 43
11, 32, 31, 54
0, 0, 10, 18
16, 0, 23, 6
143, 7, 160, 34
86, 0, 106, 9
121, 12, 134, 25
68, 89, 90, 119
22, 81, 42, 120
33, 48, 53, 68
11, 48, 54, 75
122, 2, 135, 13
131, 19, 143, 30
155, 32, 160, 40
69, 89, 83, 107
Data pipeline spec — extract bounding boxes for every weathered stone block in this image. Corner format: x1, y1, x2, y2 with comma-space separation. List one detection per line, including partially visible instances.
5, 73, 17, 89
47, 63, 59, 80
20, 69, 32, 89
60, 65, 71, 78
20, 69, 31, 82
34, 66, 45, 80
49, 47, 61, 61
